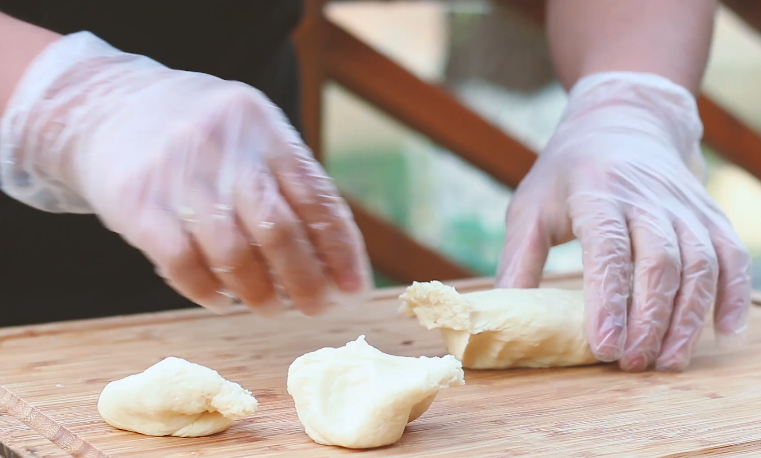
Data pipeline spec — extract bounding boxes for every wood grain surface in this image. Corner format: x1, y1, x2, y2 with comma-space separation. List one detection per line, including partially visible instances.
2, 273, 761, 457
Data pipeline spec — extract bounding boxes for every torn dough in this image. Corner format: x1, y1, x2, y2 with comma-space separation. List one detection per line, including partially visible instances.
97, 357, 258, 437
400, 281, 598, 369
287, 335, 464, 449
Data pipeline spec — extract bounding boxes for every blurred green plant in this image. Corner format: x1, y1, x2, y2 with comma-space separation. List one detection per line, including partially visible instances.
372, 270, 399, 288
442, 217, 502, 276
327, 146, 504, 285
326, 148, 412, 288
326, 149, 411, 231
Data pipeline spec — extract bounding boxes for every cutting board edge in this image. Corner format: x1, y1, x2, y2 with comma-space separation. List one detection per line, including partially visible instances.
0, 421, 38, 458
0, 272, 582, 343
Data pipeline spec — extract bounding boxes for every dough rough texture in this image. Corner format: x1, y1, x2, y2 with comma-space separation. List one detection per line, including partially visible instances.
287, 335, 464, 449
400, 281, 598, 369
97, 357, 258, 437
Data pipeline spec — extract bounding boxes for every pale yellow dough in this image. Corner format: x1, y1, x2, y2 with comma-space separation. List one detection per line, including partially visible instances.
287, 335, 465, 449
399, 281, 598, 369
97, 357, 258, 437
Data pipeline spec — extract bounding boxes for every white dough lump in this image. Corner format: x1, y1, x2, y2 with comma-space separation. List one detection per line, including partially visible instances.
97, 357, 258, 437
400, 281, 598, 369
287, 335, 464, 449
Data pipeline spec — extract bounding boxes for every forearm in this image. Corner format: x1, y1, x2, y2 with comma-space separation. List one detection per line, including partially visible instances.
0, 12, 60, 116
547, 0, 718, 94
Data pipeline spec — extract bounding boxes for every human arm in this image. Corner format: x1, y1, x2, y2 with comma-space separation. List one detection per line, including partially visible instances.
0, 14, 371, 316
547, 0, 716, 94
497, 0, 751, 372
0, 12, 59, 114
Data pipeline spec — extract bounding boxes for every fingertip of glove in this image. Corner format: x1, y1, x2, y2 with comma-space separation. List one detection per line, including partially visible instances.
591, 345, 623, 363
619, 354, 648, 372
325, 282, 372, 311
200, 290, 240, 315
589, 323, 627, 363
247, 296, 284, 317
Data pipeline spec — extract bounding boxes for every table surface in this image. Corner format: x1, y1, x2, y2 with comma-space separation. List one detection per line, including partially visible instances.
2, 273, 761, 458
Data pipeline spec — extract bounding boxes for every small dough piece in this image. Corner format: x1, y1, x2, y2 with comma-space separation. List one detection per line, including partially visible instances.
400, 281, 598, 369
287, 335, 464, 449
97, 357, 258, 437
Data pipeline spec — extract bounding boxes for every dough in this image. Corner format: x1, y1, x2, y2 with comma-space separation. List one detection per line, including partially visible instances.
399, 281, 598, 369
97, 357, 258, 437
287, 335, 464, 449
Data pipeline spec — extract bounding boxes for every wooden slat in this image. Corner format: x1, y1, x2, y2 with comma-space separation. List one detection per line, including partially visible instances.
292, 0, 330, 163
496, 0, 547, 25
699, 96, 761, 182
348, 199, 476, 283
722, 0, 761, 37
504, 0, 761, 183
323, 20, 537, 190
720, 0, 761, 178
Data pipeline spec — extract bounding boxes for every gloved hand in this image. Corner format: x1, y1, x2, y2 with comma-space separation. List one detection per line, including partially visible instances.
0, 32, 371, 316
496, 72, 752, 372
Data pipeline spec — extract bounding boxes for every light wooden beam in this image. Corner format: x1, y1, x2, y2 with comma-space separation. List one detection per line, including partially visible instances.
722, 0, 761, 38
323, 20, 537, 190
699, 97, 761, 182
292, 0, 330, 163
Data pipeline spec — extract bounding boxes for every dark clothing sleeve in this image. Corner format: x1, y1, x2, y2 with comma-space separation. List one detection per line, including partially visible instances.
0, 1, 304, 326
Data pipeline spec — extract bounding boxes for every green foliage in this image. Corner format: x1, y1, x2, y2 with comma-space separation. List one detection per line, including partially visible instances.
326, 149, 411, 230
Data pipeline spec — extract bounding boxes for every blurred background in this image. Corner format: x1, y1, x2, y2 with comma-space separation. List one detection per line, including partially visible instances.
299, 0, 761, 288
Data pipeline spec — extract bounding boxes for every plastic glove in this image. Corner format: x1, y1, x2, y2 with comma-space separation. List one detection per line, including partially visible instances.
0, 32, 371, 316
496, 72, 752, 372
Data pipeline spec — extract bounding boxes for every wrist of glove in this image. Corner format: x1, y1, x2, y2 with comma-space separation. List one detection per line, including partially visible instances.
555, 71, 707, 184
2, 31, 154, 212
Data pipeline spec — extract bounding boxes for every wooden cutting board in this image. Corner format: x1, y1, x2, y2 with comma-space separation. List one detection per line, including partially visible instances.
2, 272, 761, 458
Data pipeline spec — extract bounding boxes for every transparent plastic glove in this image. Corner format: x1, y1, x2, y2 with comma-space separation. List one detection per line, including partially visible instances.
496, 72, 752, 372
0, 32, 372, 316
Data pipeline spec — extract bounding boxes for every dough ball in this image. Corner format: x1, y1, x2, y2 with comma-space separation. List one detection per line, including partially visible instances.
400, 281, 598, 369
97, 357, 258, 437
287, 335, 464, 449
